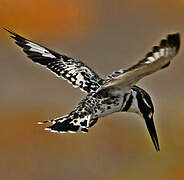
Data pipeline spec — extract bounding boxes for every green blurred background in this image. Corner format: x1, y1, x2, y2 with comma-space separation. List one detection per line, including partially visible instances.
1, 0, 184, 179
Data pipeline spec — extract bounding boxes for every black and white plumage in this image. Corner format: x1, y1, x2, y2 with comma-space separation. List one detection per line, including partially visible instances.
5, 29, 103, 93
5, 28, 180, 151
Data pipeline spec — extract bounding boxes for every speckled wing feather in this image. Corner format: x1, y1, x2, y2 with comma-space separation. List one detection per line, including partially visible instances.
103, 33, 180, 89
5, 29, 104, 93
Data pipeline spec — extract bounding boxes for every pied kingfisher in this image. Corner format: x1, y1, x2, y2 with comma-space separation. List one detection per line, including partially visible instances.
5, 28, 180, 151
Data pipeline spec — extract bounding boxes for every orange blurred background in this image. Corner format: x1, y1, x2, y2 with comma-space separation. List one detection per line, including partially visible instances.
1, 0, 184, 179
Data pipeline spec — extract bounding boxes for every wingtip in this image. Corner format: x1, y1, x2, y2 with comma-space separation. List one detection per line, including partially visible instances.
3, 28, 16, 36
2, 27, 8, 31
167, 32, 180, 54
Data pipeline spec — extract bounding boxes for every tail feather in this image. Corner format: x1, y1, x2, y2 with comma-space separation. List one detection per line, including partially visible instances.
47, 118, 80, 133
38, 115, 68, 125
39, 113, 91, 133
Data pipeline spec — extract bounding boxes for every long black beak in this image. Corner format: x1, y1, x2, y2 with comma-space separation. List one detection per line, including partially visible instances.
144, 116, 160, 151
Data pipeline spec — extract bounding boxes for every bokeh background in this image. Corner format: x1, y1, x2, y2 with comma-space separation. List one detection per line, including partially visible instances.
1, 0, 184, 179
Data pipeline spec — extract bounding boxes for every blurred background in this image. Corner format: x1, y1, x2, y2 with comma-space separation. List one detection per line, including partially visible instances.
0, 0, 184, 179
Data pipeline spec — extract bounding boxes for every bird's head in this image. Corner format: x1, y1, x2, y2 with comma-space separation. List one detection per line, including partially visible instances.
124, 86, 160, 151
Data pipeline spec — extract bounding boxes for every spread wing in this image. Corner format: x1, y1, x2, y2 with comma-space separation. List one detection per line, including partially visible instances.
5, 29, 104, 93
103, 33, 180, 89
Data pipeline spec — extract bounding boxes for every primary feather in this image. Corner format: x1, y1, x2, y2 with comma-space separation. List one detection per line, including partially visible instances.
4, 28, 103, 93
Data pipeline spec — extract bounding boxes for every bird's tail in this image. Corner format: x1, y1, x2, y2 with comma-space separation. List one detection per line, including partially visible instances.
38, 112, 91, 133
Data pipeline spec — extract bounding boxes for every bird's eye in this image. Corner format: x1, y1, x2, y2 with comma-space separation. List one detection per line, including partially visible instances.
148, 112, 153, 119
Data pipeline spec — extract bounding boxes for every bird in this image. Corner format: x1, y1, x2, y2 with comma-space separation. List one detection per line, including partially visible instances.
5, 28, 180, 151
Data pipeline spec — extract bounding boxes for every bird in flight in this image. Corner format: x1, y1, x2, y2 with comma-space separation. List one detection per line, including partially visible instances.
5, 28, 180, 151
